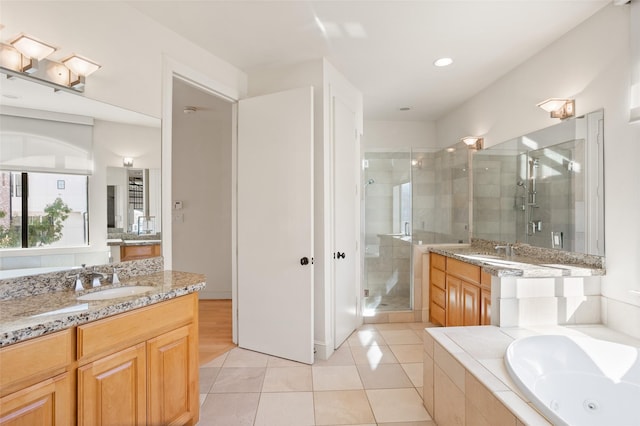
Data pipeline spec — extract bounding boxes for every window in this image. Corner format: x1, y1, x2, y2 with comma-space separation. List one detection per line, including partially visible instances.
0, 171, 89, 248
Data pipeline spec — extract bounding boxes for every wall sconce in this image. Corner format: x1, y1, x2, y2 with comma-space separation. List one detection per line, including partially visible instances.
411, 159, 422, 168
123, 157, 134, 168
537, 98, 575, 119
461, 136, 484, 150
0, 33, 100, 93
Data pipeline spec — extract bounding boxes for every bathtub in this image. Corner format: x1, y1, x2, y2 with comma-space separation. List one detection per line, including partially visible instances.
505, 334, 640, 426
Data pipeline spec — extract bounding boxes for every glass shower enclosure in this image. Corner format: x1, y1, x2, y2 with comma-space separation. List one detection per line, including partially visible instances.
362, 146, 470, 314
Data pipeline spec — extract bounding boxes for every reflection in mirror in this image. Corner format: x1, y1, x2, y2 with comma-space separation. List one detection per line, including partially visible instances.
472, 109, 604, 255
107, 167, 161, 235
0, 74, 161, 278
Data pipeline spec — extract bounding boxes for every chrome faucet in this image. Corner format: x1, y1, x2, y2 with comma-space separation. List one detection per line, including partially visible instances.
91, 268, 105, 288
495, 244, 514, 257
70, 273, 84, 291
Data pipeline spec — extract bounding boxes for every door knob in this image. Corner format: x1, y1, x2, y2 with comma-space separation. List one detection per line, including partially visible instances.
300, 257, 309, 265
336, 252, 346, 259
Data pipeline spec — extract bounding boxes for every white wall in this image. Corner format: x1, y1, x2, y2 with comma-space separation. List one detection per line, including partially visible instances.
0, 1, 247, 120
436, 4, 640, 338
363, 120, 437, 150
171, 80, 233, 299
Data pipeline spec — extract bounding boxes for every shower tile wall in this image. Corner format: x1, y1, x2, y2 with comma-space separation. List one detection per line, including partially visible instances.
473, 154, 517, 243
413, 147, 469, 245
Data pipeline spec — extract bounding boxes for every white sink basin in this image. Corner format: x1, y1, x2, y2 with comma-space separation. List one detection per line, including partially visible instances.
31, 303, 89, 317
77, 286, 155, 301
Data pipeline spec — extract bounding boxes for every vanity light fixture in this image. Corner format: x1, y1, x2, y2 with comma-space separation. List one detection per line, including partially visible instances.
461, 136, 484, 150
537, 98, 575, 119
0, 33, 100, 93
123, 157, 134, 168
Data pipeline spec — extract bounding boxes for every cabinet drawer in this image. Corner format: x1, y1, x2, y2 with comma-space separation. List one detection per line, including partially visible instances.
0, 329, 72, 394
430, 268, 445, 290
77, 293, 196, 362
120, 244, 161, 261
430, 253, 446, 271
447, 258, 481, 284
430, 302, 445, 326
431, 285, 446, 309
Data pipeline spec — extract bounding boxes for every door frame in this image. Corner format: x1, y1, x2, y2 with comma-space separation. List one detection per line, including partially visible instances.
161, 57, 241, 343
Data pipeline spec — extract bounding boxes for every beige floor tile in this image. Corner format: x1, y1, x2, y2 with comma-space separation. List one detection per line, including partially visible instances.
366, 388, 431, 423
200, 351, 228, 368
348, 329, 388, 347
199, 367, 220, 394
261, 366, 312, 392
401, 363, 423, 388
380, 330, 423, 345
314, 390, 376, 425
350, 344, 398, 366
377, 421, 436, 426
268, 355, 308, 367
315, 344, 355, 366
356, 363, 413, 389
374, 323, 413, 331
389, 344, 424, 363
223, 347, 270, 367
199, 393, 207, 406
407, 322, 436, 331
210, 367, 266, 393
312, 365, 363, 391
254, 392, 315, 426
198, 393, 260, 426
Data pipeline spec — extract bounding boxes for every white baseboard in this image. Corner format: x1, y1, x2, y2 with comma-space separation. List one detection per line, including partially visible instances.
314, 341, 334, 361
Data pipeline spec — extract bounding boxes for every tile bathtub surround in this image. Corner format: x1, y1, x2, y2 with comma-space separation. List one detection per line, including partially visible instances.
423, 325, 640, 426
0, 256, 164, 300
198, 321, 436, 426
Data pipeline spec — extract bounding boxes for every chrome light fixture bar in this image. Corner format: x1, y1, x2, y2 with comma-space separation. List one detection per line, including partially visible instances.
537, 98, 575, 119
461, 136, 484, 150
0, 33, 100, 93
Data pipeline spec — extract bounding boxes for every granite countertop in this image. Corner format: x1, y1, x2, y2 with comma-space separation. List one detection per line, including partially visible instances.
428, 244, 605, 278
0, 270, 206, 347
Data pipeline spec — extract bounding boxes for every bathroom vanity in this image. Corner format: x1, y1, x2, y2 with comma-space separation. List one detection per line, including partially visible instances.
0, 266, 205, 425
425, 241, 605, 328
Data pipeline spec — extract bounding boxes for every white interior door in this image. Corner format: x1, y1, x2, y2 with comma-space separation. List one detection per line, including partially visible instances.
237, 87, 314, 364
333, 96, 359, 348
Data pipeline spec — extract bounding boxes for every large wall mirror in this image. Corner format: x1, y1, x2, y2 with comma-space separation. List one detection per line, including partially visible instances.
0, 75, 161, 277
472, 109, 604, 256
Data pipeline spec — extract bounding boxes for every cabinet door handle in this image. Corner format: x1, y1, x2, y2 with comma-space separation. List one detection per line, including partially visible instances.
300, 257, 309, 266
336, 252, 346, 259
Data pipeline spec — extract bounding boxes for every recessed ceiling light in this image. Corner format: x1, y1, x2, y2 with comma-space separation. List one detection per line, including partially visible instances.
434, 57, 453, 67
399, 107, 411, 111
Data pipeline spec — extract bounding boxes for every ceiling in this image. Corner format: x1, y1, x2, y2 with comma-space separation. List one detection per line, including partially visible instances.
128, 0, 609, 122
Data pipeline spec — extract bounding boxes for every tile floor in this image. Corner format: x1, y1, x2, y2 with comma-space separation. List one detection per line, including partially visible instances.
197, 322, 437, 426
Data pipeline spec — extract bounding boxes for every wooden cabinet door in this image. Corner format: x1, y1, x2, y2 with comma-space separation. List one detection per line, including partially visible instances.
147, 325, 197, 426
480, 289, 491, 326
78, 343, 146, 426
461, 282, 480, 326
446, 276, 462, 326
0, 373, 70, 425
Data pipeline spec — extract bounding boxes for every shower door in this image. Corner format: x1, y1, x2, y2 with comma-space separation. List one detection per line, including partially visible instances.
363, 151, 412, 313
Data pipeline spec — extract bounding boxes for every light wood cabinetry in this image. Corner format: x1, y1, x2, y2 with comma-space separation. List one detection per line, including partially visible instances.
428, 253, 491, 327
76, 293, 199, 426
0, 293, 199, 426
120, 243, 161, 261
0, 329, 74, 425
429, 253, 447, 326
78, 343, 147, 425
